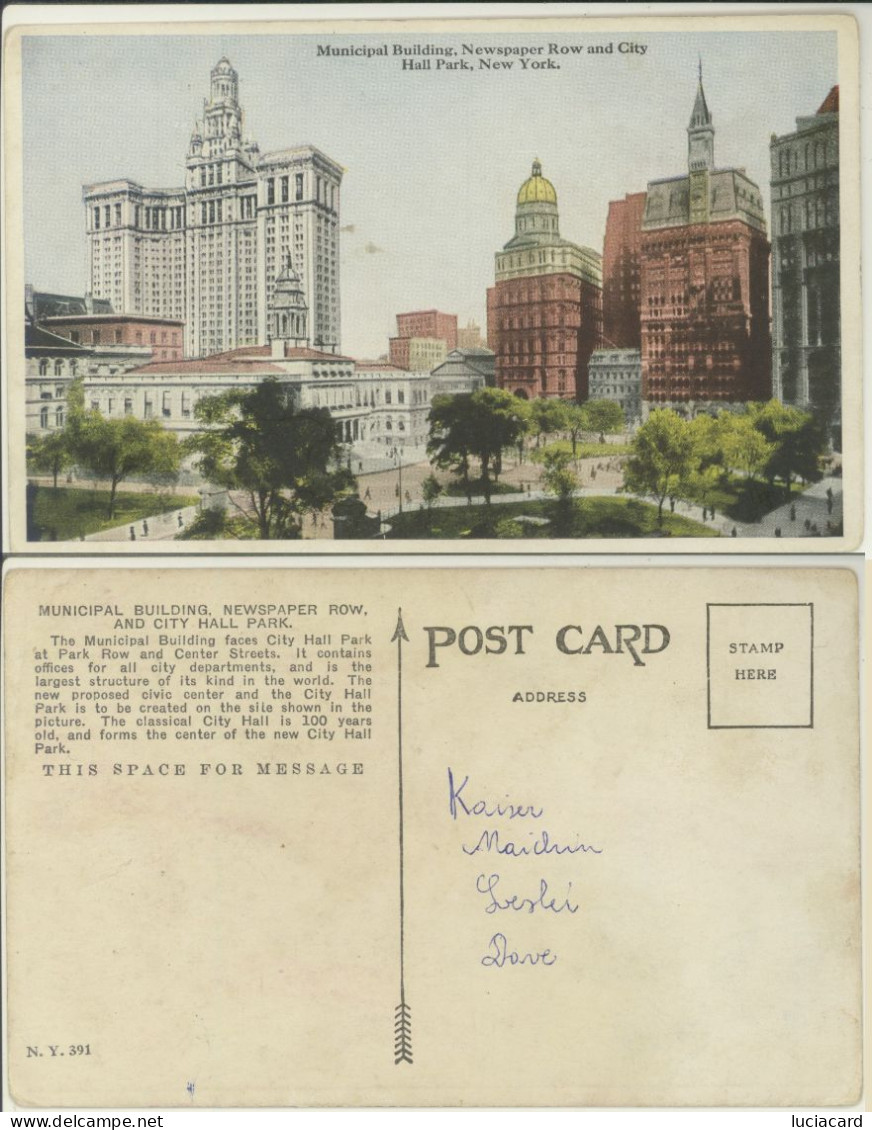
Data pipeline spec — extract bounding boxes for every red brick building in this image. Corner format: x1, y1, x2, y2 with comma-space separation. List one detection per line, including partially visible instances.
39, 314, 185, 362
602, 192, 646, 350
394, 310, 457, 348
640, 72, 771, 410
488, 160, 602, 401
388, 309, 457, 371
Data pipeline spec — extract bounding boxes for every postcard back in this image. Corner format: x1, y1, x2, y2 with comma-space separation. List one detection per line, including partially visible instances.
2, 564, 860, 1107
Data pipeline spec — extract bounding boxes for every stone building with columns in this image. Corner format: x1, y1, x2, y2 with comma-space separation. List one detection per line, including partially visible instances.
770, 87, 840, 447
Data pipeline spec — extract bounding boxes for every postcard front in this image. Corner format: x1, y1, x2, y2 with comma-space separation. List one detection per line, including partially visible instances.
1, 10, 862, 552
3, 564, 861, 1107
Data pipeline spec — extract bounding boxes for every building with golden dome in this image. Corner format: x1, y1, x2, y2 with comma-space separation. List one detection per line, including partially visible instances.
487, 160, 602, 400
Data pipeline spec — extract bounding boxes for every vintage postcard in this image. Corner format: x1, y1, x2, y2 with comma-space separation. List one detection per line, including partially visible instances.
2, 563, 861, 1107
0, 9, 862, 552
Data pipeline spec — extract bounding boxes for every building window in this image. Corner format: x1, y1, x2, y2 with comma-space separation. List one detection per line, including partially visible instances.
70, 331, 80, 344
92, 330, 101, 344
94, 207, 101, 229
267, 178, 275, 205
115, 329, 123, 344
150, 332, 156, 345
135, 332, 142, 344
115, 203, 122, 225
281, 176, 289, 203
40, 406, 49, 429
54, 360, 63, 376
104, 205, 111, 228
296, 173, 304, 201
124, 398, 133, 415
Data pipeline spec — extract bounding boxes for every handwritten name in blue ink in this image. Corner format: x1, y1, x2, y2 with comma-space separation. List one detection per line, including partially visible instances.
462, 827, 602, 857
481, 933, 557, 968
448, 768, 544, 821
476, 872, 578, 915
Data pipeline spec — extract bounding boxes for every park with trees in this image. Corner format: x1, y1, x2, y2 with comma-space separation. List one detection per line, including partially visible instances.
26, 375, 834, 542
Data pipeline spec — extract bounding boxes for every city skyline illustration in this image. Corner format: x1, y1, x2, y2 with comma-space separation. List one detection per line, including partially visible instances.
22, 29, 837, 358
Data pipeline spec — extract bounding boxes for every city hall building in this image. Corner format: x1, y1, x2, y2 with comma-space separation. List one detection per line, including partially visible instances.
83, 58, 343, 358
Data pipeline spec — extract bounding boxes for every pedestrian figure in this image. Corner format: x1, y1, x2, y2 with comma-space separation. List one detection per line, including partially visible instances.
177, 513, 184, 527
358, 462, 363, 472
129, 526, 136, 541
731, 527, 737, 538
827, 496, 833, 515
775, 527, 781, 538
405, 490, 411, 503
669, 496, 675, 513
364, 487, 371, 501
142, 519, 149, 536
395, 483, 400, 498
804, 518, 811, 531
790, 504, 796, 521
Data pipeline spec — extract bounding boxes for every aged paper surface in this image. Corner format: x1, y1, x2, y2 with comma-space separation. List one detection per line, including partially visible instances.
3, 564, 860, 1107
1, 8, 863, 553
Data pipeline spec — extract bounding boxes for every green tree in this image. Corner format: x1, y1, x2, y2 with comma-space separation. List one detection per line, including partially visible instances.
27, 430, 73, 489
428, 389, 528, 504
529, 397, 568, 448
541, 449, 580, 535
72, 412, 180, 520
718, 409, 774, 483
563, 403, 589, 459
753, 400, 825, 497
624, 410, 698, 527
421, 473, 443, 511
428, 394, 476, 503
583, 399, 624, 439
184, 378, 353, 539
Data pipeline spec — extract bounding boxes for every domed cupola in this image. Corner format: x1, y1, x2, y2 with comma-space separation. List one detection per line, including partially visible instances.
513, 159, 560, 242
269, 252, 308, 348
517, 159, 558, 206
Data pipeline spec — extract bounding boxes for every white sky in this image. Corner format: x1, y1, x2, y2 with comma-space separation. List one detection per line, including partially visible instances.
22, 29, 838, 358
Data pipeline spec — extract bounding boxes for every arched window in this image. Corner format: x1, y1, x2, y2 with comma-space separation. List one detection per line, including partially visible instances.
40, 406, 49, 428
54, 359, 64, 376
39, 359, 48, 376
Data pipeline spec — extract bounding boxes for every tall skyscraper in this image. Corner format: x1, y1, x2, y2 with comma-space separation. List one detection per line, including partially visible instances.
770, 87, 840, 445
640, 68, 771, 410
602, 192, 646, 350
488, 160, 602, 400
84, 58, 343, 358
